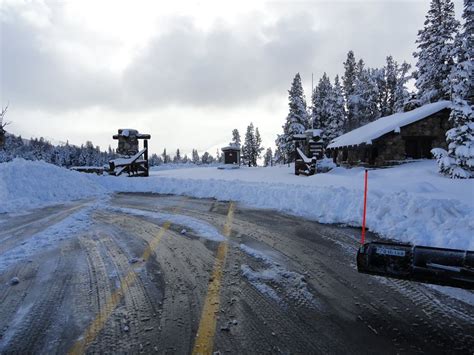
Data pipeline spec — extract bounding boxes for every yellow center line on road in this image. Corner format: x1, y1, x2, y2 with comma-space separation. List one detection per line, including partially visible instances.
192, 201, 235, 355
68, 219, 172, 355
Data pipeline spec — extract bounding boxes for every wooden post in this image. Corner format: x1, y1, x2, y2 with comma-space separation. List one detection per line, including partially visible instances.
144, 139, 149, 177
361, 169, 368, 244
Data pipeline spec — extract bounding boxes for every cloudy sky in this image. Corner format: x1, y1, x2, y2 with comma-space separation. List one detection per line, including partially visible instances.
0, 0, 463, 156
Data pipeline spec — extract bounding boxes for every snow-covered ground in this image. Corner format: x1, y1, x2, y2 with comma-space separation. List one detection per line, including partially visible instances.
1, 158, 473, 250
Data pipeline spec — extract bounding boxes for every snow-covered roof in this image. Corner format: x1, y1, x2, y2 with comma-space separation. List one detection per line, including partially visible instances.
120, 129, 138, 137
327, 101, 451, 149
222, 143, 241, 151
305, 129, 322, 137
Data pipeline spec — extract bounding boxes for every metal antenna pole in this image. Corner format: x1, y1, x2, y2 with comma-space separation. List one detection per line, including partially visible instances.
311, 73, 314, 129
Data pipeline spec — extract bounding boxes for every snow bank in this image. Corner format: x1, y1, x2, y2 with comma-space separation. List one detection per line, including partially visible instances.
0, 159, 106, 213
96, 163, 473, 250
1, 159, 473, 250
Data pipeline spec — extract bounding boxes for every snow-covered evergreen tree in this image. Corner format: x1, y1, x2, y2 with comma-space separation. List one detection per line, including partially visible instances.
433, 0, 473, 178
276, 73, 309, 162
231, 129, 241, 146
174, 148, 182, 163
263, 147, 273, 167
413, 0, 460, 104
162, 148, 171, 164
215, 148, 222, 163
201, 152, 213, 164
311, 73, 333, 136
380, 56, 397, 116
192, 149, 200, 164
394, 61, 412, 112
326, 75, 346, 143
254, 127, 264, 166
354, 67, 381, 126
242, 123, 256, 167
273, 146, 284, 164
149, 153, 163, 166
342, 51, 357, 131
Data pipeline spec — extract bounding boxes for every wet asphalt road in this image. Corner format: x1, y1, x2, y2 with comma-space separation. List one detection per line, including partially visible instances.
0, 193, 473, 354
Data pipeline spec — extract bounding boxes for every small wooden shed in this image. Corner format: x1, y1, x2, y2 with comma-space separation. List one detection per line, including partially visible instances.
221, 144, 241, 165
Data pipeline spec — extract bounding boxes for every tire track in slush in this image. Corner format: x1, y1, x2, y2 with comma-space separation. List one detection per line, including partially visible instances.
192, 201, 235, 355
86, 229, 161, 353
68, 219, 172, 354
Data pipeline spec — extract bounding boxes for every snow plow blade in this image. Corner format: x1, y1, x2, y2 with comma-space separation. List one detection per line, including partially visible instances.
357, 242, 474, 290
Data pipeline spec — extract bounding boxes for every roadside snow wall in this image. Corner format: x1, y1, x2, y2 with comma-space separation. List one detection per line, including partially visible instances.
1, 159, 473, 250
97, 175, 474, 250
0, 159, 106, 213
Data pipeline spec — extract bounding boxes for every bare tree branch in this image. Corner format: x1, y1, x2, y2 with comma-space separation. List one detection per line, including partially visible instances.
0, 104, 10, 131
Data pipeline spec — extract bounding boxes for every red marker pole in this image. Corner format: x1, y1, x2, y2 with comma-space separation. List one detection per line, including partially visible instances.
361, 169, 368, 245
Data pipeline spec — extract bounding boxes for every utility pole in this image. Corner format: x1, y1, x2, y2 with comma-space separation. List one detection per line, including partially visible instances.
311, 73, 314, 129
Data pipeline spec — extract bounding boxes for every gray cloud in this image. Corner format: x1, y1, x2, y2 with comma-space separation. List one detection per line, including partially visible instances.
1, 0, 464, 114
123, 14, 321, 107
1, 6, 121, 111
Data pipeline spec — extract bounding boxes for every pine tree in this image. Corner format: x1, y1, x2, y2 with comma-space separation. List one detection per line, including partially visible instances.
311, 73, 333, 136
342, 51, 357, 130
201, 152, 212, 164
242, 123, 255, 167
231, 129, 241, 146
413, 0, 460, 104
433, 0, 473, 178
276, 73, 309, 162
254, 128, 264, 166
149, 153, 162, 166
192, 149, 200, 164
162, 148, 169, 164
174, 148, 182, 163
394, 61, 412, 112
263, 147, 273, 167
326, 75, 346, 143
354, 67, 381, 127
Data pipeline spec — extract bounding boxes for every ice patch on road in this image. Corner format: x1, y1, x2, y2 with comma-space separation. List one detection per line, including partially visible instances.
240, 244, 317, 308
240, 265, 283, 304
108, 206, 225, 242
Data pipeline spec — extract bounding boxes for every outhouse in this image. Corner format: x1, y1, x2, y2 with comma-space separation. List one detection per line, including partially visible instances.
221, 144, 241, 165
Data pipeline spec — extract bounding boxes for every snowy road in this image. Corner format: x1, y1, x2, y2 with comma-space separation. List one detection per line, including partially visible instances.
0, 193, 473, 354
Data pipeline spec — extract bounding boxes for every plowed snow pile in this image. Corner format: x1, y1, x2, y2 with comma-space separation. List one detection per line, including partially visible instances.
1, 158, 473, 250
0, 159, 106, 213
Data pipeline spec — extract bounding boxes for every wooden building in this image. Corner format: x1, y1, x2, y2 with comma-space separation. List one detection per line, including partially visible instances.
221, 144, 241, 165
326, 101, 451, 167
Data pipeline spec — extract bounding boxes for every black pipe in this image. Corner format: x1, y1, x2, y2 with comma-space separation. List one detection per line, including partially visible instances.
357, 242, 474, 290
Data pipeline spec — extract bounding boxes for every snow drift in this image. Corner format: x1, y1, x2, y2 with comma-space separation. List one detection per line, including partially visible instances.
0, 159, 106, 213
